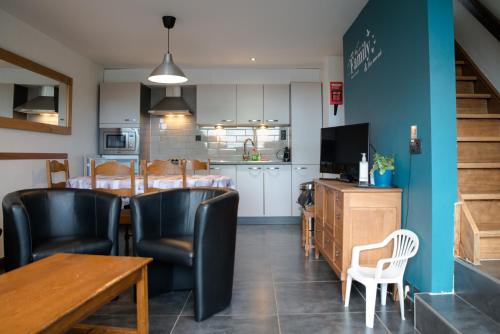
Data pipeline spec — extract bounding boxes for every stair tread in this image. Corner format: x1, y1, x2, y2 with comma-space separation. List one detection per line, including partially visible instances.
416, 294, 500, 333
456, 76, 478, 81
457, 114, 500, 119
458, 137, 500, 142
460, 192, 500, 200
458, 162, 500, 169
477, 223, 500, 237
457, 93, 492, 99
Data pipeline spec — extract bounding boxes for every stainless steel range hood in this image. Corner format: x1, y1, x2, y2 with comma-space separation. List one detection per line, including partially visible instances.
14, 86, 57, 114
149, 86, 192, 116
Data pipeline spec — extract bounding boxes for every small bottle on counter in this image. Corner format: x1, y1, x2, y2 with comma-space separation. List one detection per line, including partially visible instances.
359, 153, 369, 187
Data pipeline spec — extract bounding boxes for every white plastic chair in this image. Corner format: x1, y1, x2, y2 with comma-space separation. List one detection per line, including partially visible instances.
344, 229, 419, 328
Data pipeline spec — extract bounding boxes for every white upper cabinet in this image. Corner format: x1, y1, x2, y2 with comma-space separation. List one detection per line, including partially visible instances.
196, 85, 237, 126
99, 83, 141, 127
264, 165, 292, 216
264, 84, 290, 125
236, 85, 263, 125
291, 82, 322, 164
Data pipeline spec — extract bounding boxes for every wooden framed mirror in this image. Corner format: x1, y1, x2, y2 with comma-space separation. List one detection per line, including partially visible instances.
0, 47, 72, 135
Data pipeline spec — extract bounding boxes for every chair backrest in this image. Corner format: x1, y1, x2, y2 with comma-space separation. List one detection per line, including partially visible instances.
3, 188, 120, 243
141, 159, 186, 193
131, 187, 235, 241
190, 159, 211, 175
46, 159, 69, 188
2, 188, 121, 270
91, 160, 135, 197
386, 229, 419, 273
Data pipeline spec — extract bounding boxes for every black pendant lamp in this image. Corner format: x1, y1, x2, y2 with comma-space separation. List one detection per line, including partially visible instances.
148, 16, 188, 84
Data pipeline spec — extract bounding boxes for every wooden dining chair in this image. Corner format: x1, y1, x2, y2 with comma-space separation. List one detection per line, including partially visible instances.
91, 160, 136, 198
141, 159, 187, 193
191, 159, 211, 175
91, 159, 136, 255
46, 159, 70, 188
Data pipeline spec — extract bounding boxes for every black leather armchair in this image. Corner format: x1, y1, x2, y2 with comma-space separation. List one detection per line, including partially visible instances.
2, 188, 121, 271
131, 187, 239, 321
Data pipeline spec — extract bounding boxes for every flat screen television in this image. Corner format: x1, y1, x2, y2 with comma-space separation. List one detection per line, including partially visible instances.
320, 123, 369, 182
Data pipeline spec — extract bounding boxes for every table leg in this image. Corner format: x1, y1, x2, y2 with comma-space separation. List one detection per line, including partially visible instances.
392, 284, 399, 301
136, 266, 149, 334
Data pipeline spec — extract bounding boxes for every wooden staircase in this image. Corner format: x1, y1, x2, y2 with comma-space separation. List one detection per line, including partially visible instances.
455, 43, 500, 264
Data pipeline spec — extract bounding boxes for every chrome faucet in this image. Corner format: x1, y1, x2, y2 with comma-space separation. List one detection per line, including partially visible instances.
243, 138, 255, 161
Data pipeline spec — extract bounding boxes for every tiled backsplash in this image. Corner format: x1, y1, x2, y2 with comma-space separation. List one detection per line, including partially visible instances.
150, 115, 290, 161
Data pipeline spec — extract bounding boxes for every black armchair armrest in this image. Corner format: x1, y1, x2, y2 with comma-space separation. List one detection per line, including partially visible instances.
193, 190, 239, 321
93, 192, 122, 256
2, 195, 32, 271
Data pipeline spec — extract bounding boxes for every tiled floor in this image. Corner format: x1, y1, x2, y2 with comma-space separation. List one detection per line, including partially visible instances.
84, 224, 415, 333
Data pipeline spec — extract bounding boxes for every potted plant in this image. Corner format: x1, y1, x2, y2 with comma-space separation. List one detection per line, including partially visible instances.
371, 153, 395, 187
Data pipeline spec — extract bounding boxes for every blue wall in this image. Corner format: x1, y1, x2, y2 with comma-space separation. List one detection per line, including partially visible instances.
343, 0, 457, 292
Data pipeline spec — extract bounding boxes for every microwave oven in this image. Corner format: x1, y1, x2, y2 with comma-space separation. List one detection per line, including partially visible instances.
99, 128, 140, 155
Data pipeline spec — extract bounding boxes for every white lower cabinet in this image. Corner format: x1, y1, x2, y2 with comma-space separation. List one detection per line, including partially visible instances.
209, 165, 237, 183
264, 165, 292, 216
291, 165, 320, 216
236, 165, 264, 217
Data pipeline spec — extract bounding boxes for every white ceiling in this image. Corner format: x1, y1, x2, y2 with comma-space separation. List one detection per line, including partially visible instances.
0, 0, 367, 68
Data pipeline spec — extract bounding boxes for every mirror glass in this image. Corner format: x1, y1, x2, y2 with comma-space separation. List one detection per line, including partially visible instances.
0, 49, 72, 134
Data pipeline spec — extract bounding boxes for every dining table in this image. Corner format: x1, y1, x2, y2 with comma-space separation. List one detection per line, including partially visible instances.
67, 174, 235, 194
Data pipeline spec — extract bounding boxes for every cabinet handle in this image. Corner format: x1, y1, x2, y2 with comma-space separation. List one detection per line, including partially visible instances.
210, 167, 221, 170
248, 119, 261, 122
294, 167, 307, 170
267, 167, 280, 170
124, 118, 137, 122
335, 250, 341, 256
266, 119, 279, 122
248, 167, 262, 170
220, 119, 233, 123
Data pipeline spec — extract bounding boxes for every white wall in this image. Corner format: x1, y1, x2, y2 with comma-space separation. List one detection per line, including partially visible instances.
0, 9, 102, 257
0, 84, 14, 117
454, 0, 500, 91
104, 67, 321, 84
321, 56, 345, 127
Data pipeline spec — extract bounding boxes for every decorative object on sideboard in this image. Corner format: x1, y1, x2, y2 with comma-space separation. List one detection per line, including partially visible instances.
371, 153, 395, 187
148, 16, 188, 84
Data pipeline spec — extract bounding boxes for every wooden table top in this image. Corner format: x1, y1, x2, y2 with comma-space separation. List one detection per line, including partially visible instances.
0, 253, 152, 334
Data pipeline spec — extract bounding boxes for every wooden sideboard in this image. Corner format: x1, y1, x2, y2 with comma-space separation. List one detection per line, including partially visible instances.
313, 179, 402, 301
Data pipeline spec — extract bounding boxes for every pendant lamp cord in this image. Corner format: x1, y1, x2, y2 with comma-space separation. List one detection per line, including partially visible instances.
167, 29, 170, 53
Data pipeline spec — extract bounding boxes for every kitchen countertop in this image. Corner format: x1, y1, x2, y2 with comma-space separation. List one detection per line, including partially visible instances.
211, 160, 292, 165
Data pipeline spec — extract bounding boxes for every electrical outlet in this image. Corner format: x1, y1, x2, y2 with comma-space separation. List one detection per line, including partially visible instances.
410, 139, 421, 154
280, 130, 287, 141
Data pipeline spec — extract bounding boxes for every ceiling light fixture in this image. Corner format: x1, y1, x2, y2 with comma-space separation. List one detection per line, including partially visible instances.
250, 57, 256, 62
148, 16, 188, 84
